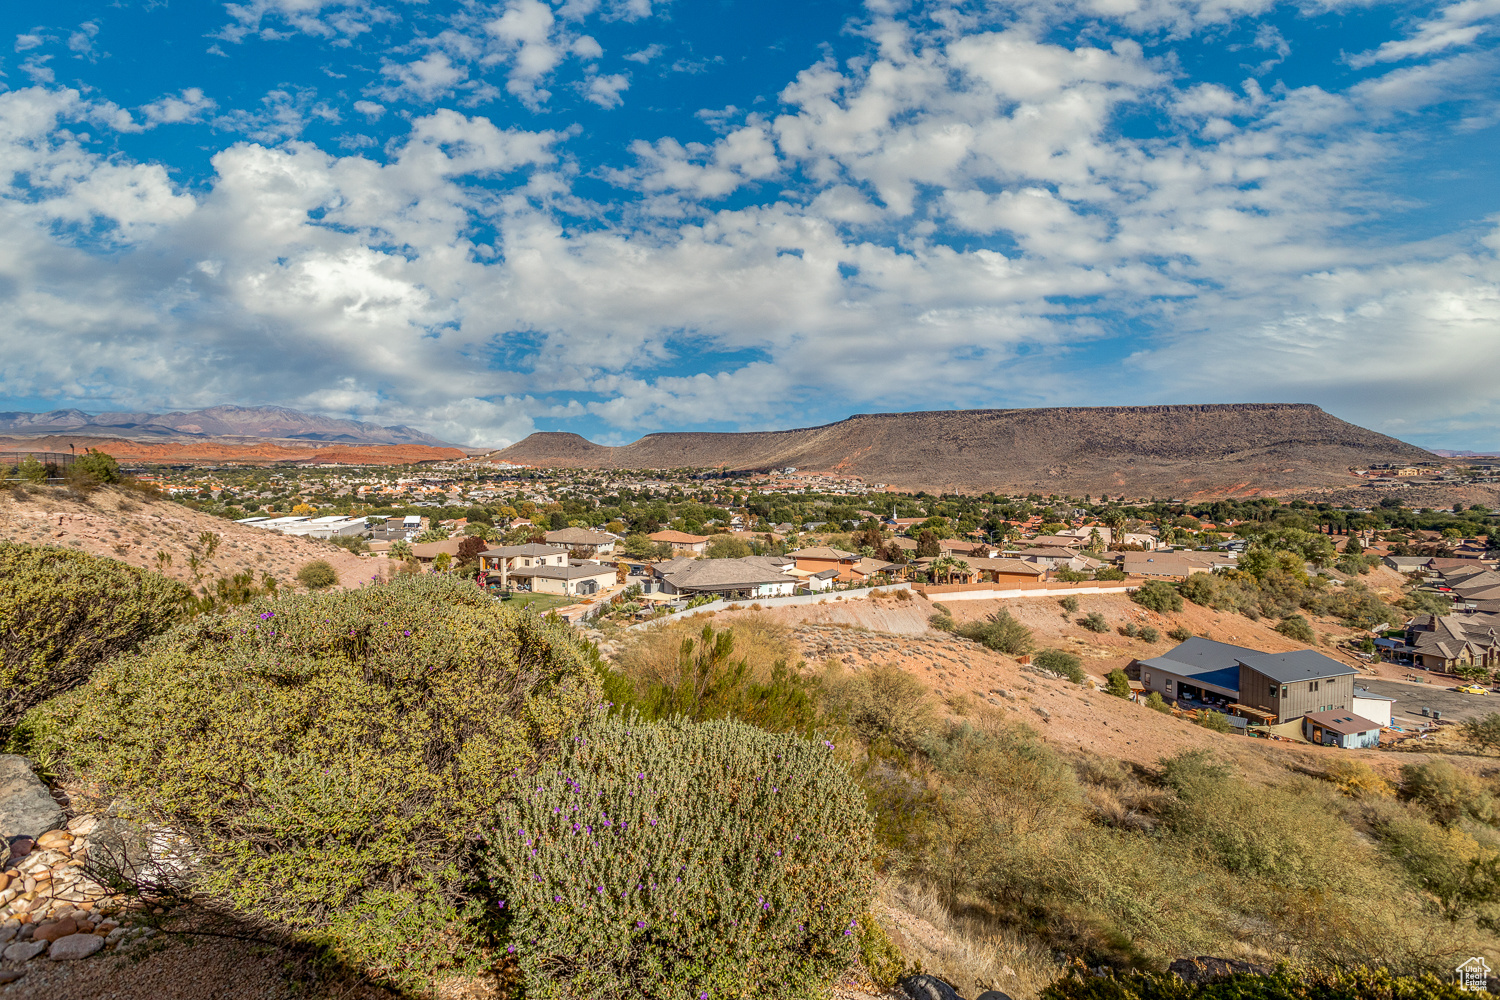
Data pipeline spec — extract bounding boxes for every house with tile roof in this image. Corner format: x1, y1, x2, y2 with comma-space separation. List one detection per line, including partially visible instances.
652, 556, 798, 599
649, 529, 711, 555
543, 526, 617, 556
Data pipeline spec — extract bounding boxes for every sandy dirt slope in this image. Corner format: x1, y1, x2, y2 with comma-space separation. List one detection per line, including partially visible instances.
0, 484, 378, 592
707, 590, 1417, 777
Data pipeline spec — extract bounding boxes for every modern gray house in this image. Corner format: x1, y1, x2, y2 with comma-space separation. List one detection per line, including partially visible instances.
1237, 649, 1358, 724
1133, 638, 1359, 725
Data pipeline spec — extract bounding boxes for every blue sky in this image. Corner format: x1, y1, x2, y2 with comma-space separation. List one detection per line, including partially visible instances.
1, 0, 1498, 450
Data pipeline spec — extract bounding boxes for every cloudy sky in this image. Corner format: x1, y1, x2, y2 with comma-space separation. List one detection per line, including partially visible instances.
1, 0, 1497, 450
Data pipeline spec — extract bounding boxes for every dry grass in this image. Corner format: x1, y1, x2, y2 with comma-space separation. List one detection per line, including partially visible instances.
879, 878, 1062, 1000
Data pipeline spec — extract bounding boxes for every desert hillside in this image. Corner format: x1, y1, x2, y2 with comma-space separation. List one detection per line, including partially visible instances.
0, 404, 455, 447
497, 403, 1433, 494
0, 435, 465, 467
0, 485, 375, 591
691, 588, 1400, 772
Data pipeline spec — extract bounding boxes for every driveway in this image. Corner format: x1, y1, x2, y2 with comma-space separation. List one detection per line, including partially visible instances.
1359, 677, 1495, 726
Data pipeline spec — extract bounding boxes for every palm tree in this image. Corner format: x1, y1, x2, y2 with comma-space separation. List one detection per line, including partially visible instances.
1104, 510, 1127, 546
930, 555, 956, 583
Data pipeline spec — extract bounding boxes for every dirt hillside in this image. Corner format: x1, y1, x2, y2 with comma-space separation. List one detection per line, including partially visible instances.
497, 403, 1432, 495
0, 485, 378, 592
0, 435, 465, 466
704, 589, 1426, 775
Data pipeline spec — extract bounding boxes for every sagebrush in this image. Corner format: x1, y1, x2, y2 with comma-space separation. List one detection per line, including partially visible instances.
0, 542, 188, 739
26, 574, 600, 988
482, 716, 874, 999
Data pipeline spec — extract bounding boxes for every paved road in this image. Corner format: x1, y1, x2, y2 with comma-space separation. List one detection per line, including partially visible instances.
1359, 677, 1496, 725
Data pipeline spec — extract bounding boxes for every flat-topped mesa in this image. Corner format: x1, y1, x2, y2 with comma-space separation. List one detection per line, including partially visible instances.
497, 403, 1433, 494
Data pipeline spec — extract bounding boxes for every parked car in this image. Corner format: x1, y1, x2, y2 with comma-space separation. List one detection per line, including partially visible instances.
1457, 684, 1488, 695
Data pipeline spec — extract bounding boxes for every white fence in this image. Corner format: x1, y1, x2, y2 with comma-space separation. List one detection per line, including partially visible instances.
922, 583, 1138, 602
628, 583, 915, 629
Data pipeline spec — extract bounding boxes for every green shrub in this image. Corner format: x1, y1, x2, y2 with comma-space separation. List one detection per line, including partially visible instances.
1078, 612, 1110, 633
705, 535, 753, 559
1034, 649, 1085, 684
1325, 759, 1393, 799
928, 612, 957, 632
29, 575, 600, 989
1275, 613, 1315, 643
1376, 815, 1500, 925
1060, 596, 1079, 613
1130, 580, 1182, 613
1160, 750, 1367, 893
329, 534, 370, 554
0, 543, 188, 740
1118, 622, 1138, 638
1461, 712, 1500, 754
1137, 625, 1160, 644
295, 559, 338, 590
17, 454, 48, 483
1167, 626, 1193, 642
1093, 565, 1127, 581
1400, 759, 1495, 827
954, 609, 1033, 655
67, 448, 121, 489
829, 662, 935, 752
1145, 691, 1171, 713
1197, 710, 1232, 733
1104, 669, 1131, 699
482, 716, 874, 1000
616, 625, 826, 737
1054, 567, 1090, 582
855, 913, 912, 986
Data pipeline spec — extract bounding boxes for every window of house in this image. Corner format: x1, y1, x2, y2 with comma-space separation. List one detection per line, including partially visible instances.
1269, 683, 1277, 698
1281, 685, 1288, 697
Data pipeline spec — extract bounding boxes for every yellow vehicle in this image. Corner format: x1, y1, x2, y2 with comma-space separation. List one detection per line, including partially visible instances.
1457, 684, 1488, 695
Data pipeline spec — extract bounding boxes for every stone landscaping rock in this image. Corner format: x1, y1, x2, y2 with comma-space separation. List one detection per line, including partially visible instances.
33, 918, 76, 943
2, 939, 46, 962
899, 973, 964, 1000
0, 922, 14, 944
34, 830, 72, 851
47, 932, 104, 960
0, 758, 63, 843
977, 992, 1016, 1000
0, 970, 24, 984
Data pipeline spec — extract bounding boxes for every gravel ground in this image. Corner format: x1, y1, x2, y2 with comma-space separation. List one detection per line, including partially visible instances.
3, 933, 904, 1000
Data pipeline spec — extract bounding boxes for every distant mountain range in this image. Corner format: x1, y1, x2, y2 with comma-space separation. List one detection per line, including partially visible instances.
0, 405, 454, 448
1431, 449, 1500, 459
496, 403, 1435, 495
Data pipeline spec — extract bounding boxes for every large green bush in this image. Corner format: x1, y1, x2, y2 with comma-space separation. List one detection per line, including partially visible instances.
25, 575, 600, 988
1275, 613, 1316, 644
1034, 649, 1085, 684
609, 624, 826, 736
1400, 759, 1495, 827
482, 716, 874, 1000
954, 609, 1034, 655
0, 542, 188, 738
1130, 581, 1182, 613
